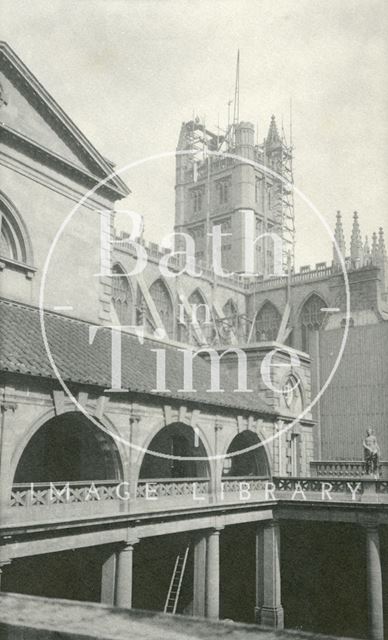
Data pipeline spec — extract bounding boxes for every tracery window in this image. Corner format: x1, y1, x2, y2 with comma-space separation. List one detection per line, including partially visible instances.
111, 264, 133, 325
179, 289, 213, 344
255, 302, 281, 342
300, 294, 326, 352
149, 279, 174, 338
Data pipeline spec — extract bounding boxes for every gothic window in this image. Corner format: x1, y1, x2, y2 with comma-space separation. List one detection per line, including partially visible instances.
220, 299, 239, 343
179, 289, 214, 344
149, 278, 174, 338
255, 302, 281, 342
300, 294, 326, 352
223, 298, 238, 319
0, 194, 30, 264
111, 264, 133, 325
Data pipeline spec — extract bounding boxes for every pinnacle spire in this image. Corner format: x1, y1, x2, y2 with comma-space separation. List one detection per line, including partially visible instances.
372, 231, 379, 261
333, 210, 346, 267
350, 211, 363, 267
363, 235, 371, 264
266, 114, 281, 148
378, 227, 386, 257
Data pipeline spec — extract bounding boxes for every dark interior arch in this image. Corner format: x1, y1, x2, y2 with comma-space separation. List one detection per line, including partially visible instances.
222, 430, 270, 477
138, 422, 210, 479
14, 413, 122, 483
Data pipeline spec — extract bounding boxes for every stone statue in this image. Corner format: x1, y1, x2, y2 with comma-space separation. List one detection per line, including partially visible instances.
363, 428, 380, 477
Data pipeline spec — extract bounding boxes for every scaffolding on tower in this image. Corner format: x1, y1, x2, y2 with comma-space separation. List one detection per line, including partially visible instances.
276, 109, 295, 275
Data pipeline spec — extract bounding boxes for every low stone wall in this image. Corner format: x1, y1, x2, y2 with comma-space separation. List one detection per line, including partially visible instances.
0, 592, 359, 640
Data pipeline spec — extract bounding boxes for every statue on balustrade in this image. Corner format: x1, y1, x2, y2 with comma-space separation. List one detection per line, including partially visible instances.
363, 428, 380, 477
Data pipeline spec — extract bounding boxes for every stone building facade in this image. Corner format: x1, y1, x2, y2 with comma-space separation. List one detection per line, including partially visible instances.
0, 42, 387, 640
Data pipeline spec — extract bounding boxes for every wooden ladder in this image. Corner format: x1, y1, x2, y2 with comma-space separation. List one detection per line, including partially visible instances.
164, 545, 190, 614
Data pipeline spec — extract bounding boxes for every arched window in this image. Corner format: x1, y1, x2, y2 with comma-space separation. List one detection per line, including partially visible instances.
255, 302, 281, 342
223, 298, 238, 319
178, 289, 214, 345
149, 279, 174, 338
0, 192, 31, 265
111, 264, 133, 325
300, 294, 326, 352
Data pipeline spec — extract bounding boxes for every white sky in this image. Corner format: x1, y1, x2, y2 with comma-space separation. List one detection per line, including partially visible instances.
2, 0, 388, 267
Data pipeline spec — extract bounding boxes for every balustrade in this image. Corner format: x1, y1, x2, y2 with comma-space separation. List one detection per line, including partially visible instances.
9, 475, 388, 518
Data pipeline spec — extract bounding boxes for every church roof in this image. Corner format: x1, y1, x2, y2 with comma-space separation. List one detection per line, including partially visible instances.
0, 298, 275, 418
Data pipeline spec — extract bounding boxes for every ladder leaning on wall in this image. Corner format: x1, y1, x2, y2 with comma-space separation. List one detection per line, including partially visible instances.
164, 545, 190, 614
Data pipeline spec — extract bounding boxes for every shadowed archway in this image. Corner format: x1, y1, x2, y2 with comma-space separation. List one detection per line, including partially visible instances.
222, 430, 270, 477
14, 412, 123, 483
138, 422, 210, 479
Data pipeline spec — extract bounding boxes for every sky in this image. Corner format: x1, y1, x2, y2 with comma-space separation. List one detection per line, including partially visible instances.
2, 0, 388, 267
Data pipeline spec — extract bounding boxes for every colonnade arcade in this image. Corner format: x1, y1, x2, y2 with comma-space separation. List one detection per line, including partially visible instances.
11, 412, 270, 490
2, 410, 386, 639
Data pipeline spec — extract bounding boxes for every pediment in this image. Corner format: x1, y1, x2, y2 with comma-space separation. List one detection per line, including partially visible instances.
0, 43, 129, 198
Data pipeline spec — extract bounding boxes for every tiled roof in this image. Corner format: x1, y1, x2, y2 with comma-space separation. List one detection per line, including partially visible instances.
0, 299, 275, 417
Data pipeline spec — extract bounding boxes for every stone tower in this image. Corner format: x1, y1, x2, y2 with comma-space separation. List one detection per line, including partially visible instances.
174, 117, 294, 276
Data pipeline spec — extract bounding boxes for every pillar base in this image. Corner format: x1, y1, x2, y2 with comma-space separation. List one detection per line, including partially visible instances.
260, 605, 284, 629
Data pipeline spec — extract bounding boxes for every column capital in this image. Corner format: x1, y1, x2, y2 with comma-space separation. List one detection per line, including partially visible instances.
0, 401, 17, 413
124, 527, 140, 547
209, 525, 224, 535
124, 536, 140, 548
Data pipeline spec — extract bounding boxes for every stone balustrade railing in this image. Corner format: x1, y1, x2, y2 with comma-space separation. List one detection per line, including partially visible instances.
273, 476, 388, 502
310, 460, 388, 479
10, 480, 122, 507
136, 478, 209, 499
9, 475, 388, 517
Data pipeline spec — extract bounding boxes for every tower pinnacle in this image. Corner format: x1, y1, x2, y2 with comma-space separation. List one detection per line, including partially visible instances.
266, 115, 281, 148
350, 211, 363, 267
333, 210, 346, 267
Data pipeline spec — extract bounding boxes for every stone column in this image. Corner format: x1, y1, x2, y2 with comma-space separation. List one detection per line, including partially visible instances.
193, 534, 207, 617
256, 521, 284, 629
101, 550, 117, 605
115, 539, 138, 608
205, 528, 222, 619
365, 524, 384, 640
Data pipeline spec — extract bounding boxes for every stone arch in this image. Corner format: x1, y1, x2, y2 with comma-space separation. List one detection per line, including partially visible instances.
0, 190, 34, 265
137, 422, 211, 480
221, 429, 271, 478
12, 411, 124, 484
111, 262, 134, 325
254, 300, 282, 342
